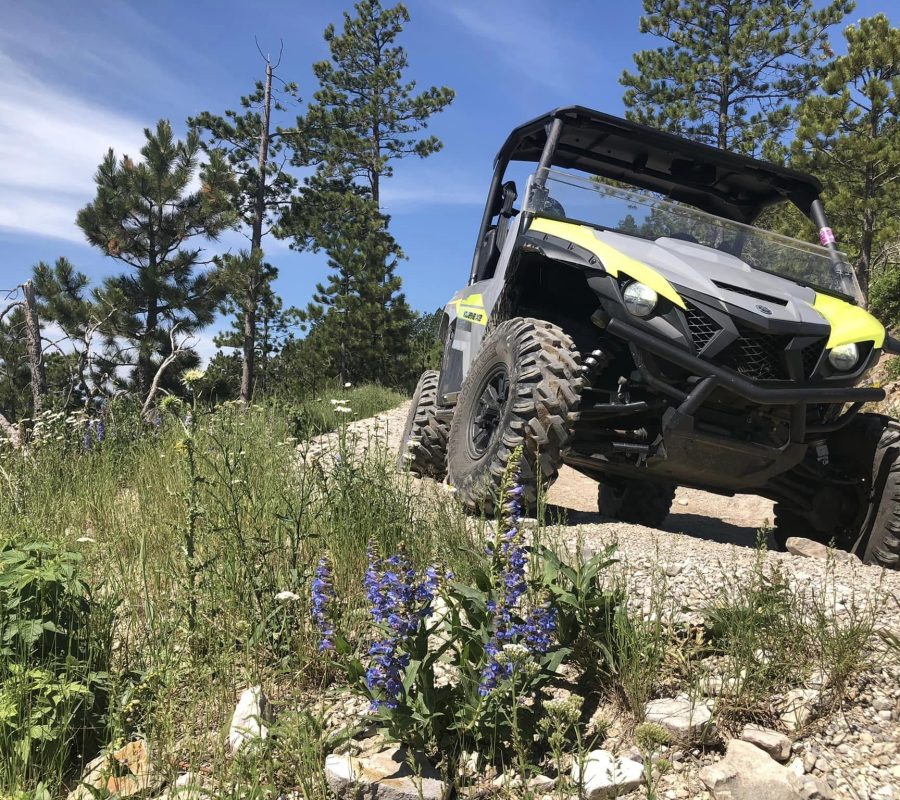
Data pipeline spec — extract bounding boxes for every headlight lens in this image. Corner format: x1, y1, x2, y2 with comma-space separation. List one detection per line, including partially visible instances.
827, 342, 860, 371
622, 281, 658, 318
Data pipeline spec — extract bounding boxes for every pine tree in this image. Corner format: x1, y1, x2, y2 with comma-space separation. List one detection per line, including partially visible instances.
0, 303, 30, 424
285, 0, 454, 386
190, 55, 300, 403
76, 120, 235, 403
620, 0, 852, 154
32, 258, 105, 408
213, 261, 301, 395
792, 14, 900, 302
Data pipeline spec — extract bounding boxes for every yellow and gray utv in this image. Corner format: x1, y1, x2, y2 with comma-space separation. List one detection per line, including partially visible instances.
398, 106, 900, 568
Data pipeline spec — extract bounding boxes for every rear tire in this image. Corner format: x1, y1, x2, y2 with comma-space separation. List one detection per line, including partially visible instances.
447, 318, 582, 513
397, 370, 450, 479
598, 479, 676, 527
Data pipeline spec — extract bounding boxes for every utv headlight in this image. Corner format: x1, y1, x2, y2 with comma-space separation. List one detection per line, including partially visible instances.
827, 342, 860, 371
622, 281, 658, 318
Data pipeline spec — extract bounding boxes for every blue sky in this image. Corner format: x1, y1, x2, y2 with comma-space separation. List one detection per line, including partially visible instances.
0, 0, 887, 359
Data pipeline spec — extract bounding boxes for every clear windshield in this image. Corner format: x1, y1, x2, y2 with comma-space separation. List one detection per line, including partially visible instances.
525, 170, 864, 304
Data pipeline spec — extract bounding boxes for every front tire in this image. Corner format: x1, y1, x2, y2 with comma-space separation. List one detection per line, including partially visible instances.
397, 370, 450, 479
772, 413, 900, 568
447, 318, 582, 513
598, 479, 676, 527
855, 415, 900, 568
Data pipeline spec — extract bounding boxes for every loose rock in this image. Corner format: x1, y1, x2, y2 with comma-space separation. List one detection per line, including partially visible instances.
227, 685, 271, 753
325, 746, 447, 800
700, 740, 803, 799
741, 724, 792, 762
644, 698, 716, 744
785, 538, 830, 560
780, 688, 820, 732
571, 749, 643, 799
66, 740, 159, 800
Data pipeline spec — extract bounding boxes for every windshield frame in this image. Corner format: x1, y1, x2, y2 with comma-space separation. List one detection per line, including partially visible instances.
523, 169, 865, 305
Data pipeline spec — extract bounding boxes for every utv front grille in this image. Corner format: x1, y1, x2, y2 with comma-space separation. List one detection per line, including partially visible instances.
684, 303, 720, 352
719, 328, 792, 381
801, 339, 827, 377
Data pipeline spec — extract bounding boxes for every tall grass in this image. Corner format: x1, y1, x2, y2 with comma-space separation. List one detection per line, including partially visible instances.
0, 386, 466, 797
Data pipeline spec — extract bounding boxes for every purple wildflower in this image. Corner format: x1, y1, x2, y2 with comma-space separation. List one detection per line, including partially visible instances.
478, 455, 557, 695
363, 542, 438, 710
311, 555, 335, 652
96, 418, 106, 443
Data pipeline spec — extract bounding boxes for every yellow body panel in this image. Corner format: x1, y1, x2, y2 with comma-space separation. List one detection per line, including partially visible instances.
528, 217, 687, 310
813, 293, 885, 349
453, 292, 488, 325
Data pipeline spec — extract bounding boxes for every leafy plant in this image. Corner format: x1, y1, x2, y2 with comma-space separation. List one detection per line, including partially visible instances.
0, 540, 114, 788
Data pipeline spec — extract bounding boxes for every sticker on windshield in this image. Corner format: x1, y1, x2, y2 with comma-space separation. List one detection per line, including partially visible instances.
819, 227, 836, 246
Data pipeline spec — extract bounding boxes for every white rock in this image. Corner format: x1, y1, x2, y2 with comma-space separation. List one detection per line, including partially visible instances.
700, 740, 803, 799
740, 724, 792, 762
227, 686, 271, 754
780, 688, 820, 732
571, 749, 643, 799
325, 747, 446, 800
785, 537, 829, 560
644, 697, 716, 743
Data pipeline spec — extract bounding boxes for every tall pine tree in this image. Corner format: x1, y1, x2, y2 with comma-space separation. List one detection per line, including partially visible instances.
620, 0, 851, 154
190, 54, 300, 403
77, 121, 235, 402
286, 0, 454, 386
792, 14, 900, 303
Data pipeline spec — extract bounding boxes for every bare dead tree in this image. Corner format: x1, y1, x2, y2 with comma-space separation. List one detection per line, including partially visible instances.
141, 324, 195, 419
21, 280, 47, 414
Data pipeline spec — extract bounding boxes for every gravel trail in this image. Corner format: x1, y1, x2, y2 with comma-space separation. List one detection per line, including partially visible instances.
315, 402, 900, 798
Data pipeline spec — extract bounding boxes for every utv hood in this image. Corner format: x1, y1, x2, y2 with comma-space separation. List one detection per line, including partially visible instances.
588, 227, 824, 326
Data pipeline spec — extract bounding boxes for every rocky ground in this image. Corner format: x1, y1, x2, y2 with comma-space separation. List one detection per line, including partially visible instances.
312, 401, 900, 799
79, 403, 895, 800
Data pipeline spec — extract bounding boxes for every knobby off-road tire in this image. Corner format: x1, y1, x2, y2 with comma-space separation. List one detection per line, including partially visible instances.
447, 317, 582, 513
598, 479, 676, 527
773, 413, 900, 568
397, 370, 450, 480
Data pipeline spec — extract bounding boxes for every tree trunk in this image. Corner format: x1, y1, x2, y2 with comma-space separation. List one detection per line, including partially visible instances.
241, 60, 273, 406
140, 298, 158, 401
241, 290, 256, 403
22, 280, 46, 415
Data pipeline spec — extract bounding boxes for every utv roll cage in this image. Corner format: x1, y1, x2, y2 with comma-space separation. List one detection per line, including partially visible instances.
470, 105, 842, 283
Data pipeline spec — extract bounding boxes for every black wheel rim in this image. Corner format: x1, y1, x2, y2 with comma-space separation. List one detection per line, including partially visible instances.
468, 364, 510, 458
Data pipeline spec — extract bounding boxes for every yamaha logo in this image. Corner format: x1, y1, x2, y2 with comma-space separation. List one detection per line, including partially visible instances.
756, 304, 773, 316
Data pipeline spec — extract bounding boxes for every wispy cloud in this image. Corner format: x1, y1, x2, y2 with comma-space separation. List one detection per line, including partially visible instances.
380, 169, 484, 211
434, 1, 605, 96
0, 50, 147, 243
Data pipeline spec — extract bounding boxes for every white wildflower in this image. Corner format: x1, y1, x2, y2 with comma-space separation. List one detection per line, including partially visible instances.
76, 536, 96, 544
275, 590, 300, 602
344, 382, 352, 388
181, 368, 206, 385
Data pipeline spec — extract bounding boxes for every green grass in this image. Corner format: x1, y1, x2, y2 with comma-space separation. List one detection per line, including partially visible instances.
0, 386, 885, 798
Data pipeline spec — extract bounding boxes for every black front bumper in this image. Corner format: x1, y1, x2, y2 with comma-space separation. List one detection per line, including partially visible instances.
608, 317, 885, 406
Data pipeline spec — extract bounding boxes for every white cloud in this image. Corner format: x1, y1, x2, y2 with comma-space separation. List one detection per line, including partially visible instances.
380, 170, 484, 211
0, 50, 147, 243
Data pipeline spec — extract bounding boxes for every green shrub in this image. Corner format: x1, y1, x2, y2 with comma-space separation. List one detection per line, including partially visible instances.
0, 541, 114, 790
